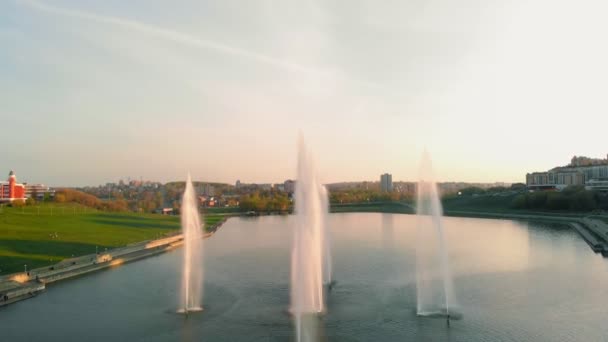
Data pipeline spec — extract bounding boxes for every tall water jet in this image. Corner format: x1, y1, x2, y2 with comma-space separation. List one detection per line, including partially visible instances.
415, 151, 456, 319
179, 174, 204, 313
319, 185, 332, 286
290, 138, 328, 341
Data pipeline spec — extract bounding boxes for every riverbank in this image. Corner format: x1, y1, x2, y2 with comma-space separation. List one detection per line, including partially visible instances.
0, 216, 230, 308
3, 208, 606, 308
223, 202, 608, 255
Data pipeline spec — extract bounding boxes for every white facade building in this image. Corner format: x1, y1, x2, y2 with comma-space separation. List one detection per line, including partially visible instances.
380, 173, 393, 192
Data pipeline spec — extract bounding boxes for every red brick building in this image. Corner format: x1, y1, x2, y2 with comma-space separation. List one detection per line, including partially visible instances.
0, 170, 26, 203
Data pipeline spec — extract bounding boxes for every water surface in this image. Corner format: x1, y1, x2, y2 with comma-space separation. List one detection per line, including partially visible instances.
1, 213, 607, 341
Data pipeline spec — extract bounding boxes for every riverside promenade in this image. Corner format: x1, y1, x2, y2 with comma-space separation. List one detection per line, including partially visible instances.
0, 217, 228, 308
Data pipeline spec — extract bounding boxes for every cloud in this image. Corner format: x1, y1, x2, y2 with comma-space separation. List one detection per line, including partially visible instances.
17, 0, 383, 90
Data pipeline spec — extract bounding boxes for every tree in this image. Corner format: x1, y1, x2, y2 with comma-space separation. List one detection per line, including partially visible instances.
55, 193, 66, 203
596, 192, 608, 211
511, 195, 528, 209
528, 192, 548, 209
546, 192, 569, 210
459, 187, 486, 196
511, 183, 527, 191
11, 199, 25, 207
511, 187, 600, 212
487, 186, 508, 193
570, 190, 596, 211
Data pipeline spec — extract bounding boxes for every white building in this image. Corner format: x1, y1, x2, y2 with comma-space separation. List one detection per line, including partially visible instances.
380, 173, 393, 192
585, 179, 608, 191
284, 180, 296, 194
25, 183, 55, 200
526, 155, 608, 191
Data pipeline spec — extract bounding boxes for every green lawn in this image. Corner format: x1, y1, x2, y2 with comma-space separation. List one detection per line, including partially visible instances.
203, 214, 225, 228
0, 203, 182, 275
204, 207, 243, 214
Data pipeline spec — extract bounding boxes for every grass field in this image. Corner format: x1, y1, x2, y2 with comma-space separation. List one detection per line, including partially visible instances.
205, 207, 244, 214
203, 214, 226, 228
0, 203, 224, 275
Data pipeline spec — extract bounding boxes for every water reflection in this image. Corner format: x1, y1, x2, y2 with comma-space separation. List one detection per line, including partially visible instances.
381, 213, 395, 250
294, 313, 325, 342
443, 217, 531, 275
2, 214, 608, 341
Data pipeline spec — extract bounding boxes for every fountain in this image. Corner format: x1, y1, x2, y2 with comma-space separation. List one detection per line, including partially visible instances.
319, 185, 333, 287
290, 137, 329, 341
415, 151, 457, 320
179, 174, 204, 314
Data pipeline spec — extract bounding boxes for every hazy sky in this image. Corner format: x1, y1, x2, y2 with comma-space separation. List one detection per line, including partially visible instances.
1, 0, 607, 186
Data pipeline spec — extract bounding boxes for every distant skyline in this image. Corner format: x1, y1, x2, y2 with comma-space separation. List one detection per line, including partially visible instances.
2, 0, 607, 187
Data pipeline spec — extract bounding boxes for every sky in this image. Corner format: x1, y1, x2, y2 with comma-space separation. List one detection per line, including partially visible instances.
1, 0, 607, 187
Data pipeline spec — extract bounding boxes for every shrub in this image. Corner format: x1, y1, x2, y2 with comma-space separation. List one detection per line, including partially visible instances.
10, 199, 25, 207
570, 190, 597, 211
546, 192, 569, 210
528, 192, 548, 209
511, 195, 528, 209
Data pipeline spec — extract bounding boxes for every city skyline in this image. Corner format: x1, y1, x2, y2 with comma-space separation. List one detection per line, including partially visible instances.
2, 0, 608, 186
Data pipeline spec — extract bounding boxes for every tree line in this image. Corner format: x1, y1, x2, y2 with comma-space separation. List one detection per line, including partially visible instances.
54, 188, 130, 211
511, 186, 608, 212
239, 191, 291, 212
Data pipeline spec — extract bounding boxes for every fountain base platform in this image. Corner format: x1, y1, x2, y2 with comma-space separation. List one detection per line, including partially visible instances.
416, 308, 463, 320
284, 308, 326, 317
176, 307, 204, 315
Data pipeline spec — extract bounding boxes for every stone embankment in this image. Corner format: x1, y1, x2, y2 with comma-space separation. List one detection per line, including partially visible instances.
0, 217, 228, 308
578, 218, 608, 254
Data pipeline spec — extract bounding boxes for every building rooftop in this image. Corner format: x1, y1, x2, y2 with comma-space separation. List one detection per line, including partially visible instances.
568, 155, 608, 167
